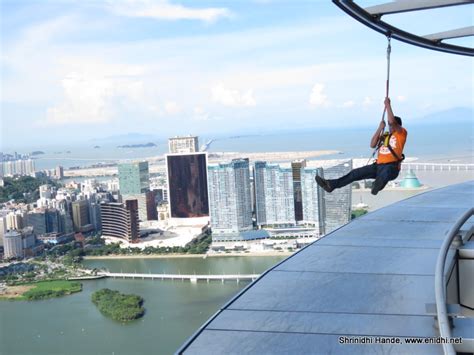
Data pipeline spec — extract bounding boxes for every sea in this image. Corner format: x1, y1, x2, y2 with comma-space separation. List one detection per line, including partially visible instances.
7, 121, 473, 171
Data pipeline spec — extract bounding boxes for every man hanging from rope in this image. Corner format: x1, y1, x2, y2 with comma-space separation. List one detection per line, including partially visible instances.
316, 97, 407, 195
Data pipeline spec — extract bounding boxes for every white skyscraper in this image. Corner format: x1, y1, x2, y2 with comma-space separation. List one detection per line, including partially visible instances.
301, 167, 326, 235
39, 184, 52, 199
208, 159, 253, 234
4, 230, 23, 259
323, 160, 352, 234
0, 215, 7, 245
168, 135, 199, 154
254, 162, 295, 227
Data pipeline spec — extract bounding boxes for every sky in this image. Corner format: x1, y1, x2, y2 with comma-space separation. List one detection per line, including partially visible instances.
1, 0, 473, 149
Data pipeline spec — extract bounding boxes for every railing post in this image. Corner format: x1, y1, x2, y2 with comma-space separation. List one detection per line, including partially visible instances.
435, 207, 473, 355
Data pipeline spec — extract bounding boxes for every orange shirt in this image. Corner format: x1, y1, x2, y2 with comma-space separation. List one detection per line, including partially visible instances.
377, 127, 407, 164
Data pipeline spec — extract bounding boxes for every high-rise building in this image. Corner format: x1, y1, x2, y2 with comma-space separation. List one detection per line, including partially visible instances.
118, 161, 152, 221
89, 203, 102, 231
71, 200, 90, 232
26, 211, 47, 235
56, 166, 64, 179
0, 215, 7, 246
168, 135, 199, 154
59, 210, 74, 234
145, 191, 158, 221
291, 159, 307, 221
39, 185, 52, 199
208, 159, 253, 234
4, 231, 23, 259
6, 211, 24, 230
20, 227, 36, 249
323, 160, 352, 234
118, 162, 150, 195
301, 167, 326, 235
45, 209, 60, 233
1, 159, 35, 177
100, 200, 139, 242
166, 153, 209, 218
254, 162, 295, 227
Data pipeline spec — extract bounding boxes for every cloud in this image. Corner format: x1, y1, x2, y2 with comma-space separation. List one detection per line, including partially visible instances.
342, 100, 355, 108
211, 83, 256, 107
42, 59, 146, 125
165, 101, 182, 115
397, 95, 407, 102
309, 83, 329, 107
193, 106, 210, 121
45, 72, 112, 125
106, 0, 231, 23
363, 96, 373, 107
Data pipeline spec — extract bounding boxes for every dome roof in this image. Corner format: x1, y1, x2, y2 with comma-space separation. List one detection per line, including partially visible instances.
400, 170, 422, 188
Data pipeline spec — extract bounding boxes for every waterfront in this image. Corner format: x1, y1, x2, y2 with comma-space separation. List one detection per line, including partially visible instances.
0, 256, 286, 355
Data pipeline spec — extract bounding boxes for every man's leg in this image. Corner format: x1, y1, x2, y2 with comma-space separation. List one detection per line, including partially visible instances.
371, 163, 400, 195
316, 164, 377, 192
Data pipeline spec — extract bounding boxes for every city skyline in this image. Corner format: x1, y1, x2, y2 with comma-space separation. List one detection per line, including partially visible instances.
2, 1, 473, 149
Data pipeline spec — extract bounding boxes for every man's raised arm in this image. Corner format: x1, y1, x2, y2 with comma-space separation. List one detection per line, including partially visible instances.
370, 120, 385, 148
385, 97, 401, 131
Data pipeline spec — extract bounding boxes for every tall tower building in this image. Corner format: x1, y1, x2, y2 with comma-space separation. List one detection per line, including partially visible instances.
118, 161, 152, 222
89, 203, 102, 231
45, 209, 60, 233
26, 211, 47, 235
301, 167, 326, 235
208, 159, 253, 234
56, 166, 64, 179
166, 153, 209, 219
0, 216, 7, 245
323, 160, 352, 234
6, 211, 24, 230
118, 162, 150, 195
254, 162, 295, 227
39, 185, 52, 199
291, 159, 307, 222
100, 200, 139, 242
4, 231, 23, 259
168, 135, 199, 154
71, 200, 90, 232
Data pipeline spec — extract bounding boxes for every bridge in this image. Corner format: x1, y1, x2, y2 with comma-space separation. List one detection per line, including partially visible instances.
97, 271, 260, 283
401, 162, 474, 172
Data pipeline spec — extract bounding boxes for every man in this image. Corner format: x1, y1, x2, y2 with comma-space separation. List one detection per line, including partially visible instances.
316, 97, 407, 195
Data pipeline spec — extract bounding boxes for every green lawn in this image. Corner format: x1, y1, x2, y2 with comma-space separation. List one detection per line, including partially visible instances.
20, 280, 82, 300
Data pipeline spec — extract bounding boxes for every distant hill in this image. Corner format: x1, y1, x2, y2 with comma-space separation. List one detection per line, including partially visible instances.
117, 142, 157, 149
90, 133, 159, 144
412, 107, 473, 125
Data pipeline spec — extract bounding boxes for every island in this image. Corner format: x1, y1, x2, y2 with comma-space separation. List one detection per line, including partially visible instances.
117, 142, 157, 148
30, 151, 45, 156
92, 288, 145, 322
93, 146, 101, 149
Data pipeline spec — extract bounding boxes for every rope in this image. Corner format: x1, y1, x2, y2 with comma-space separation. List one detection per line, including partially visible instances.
366, 33, 392, 165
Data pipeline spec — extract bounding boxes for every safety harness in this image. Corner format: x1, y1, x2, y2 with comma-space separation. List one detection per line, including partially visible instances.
378, 131, 405, 169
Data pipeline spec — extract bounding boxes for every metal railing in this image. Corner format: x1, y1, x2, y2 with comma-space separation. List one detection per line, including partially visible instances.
435, 207, 474, 355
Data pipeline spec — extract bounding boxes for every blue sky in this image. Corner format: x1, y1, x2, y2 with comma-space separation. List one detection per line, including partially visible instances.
1, 0, 473, 149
